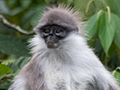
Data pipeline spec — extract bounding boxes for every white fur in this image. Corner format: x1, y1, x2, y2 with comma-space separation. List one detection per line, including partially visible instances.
8, 75, 26, 90
9, 33, 119, 90
29, 33, 117, 90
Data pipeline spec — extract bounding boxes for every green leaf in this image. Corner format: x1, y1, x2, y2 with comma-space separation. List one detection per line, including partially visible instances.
0, 0, 10, 14
67, 0, 73, 4
86, 11, 103, 40
16, 57, 30, 69
45, 0, 50, 4
0, 22, 16, 34
0, 34, 29, 57
114, 28, 120, 49
1, 59, 15, 65
74, 0, 95, 18
94, 0, 106, 10
30, 5, 45, 27
20, 7, 37, 30
5, 0, 17, 9
98, 12, 116, 56
10, 7, 24, 16
112, 14, 120, 49
20, 0, 32, 8
105, 0, 120, 17
10, 57, 30, 72
0, 64, 12, 76
20, 5, 45, 29
12, 69, 20, 77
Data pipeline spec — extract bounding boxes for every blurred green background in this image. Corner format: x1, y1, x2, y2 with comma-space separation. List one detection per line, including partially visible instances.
0, 0, 120, 89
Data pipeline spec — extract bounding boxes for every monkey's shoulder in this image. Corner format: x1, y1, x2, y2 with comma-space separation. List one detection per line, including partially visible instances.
17, 60, 45, 90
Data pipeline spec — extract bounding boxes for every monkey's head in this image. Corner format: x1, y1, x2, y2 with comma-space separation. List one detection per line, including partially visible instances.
33, 6, 83, 49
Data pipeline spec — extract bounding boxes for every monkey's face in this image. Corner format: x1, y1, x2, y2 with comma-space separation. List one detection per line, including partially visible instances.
39, 24, 74, 48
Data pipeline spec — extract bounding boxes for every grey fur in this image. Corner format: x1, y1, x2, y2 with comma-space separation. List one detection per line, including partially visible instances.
9, 6, 120, 90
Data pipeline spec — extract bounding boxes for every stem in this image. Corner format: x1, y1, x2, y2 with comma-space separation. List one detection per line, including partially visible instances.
0, 15, 34, 35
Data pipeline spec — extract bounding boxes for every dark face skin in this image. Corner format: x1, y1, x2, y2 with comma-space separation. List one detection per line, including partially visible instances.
39, 24, 77, 48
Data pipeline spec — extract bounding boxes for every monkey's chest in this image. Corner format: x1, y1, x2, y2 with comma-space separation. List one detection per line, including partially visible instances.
43, 64, 90, 90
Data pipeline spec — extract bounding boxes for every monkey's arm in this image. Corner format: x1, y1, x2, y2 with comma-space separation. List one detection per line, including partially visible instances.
91, 66, 120, 90
8, 54, 46, 90
95, 75, 120, 90
81, 47, 120, 90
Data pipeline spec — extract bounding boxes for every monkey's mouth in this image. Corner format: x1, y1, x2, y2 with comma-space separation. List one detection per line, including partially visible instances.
46, 42, 59, 48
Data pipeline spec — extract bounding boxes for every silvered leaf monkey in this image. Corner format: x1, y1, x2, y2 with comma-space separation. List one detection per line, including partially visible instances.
9, 5, 120, 90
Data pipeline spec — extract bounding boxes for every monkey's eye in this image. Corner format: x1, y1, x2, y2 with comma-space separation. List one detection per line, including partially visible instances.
43, 29, 50, 34
55, 29, 63, 35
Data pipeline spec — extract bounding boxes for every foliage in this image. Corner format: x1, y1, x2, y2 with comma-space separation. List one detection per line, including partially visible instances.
0, 34, 29, 57
112, 67, 120, 87
73, 0, 120, 68
0, 64, 12, 76
0, 0, 120, 89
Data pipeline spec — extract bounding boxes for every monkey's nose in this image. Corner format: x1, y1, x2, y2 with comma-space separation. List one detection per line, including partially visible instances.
46, 42, 59, 48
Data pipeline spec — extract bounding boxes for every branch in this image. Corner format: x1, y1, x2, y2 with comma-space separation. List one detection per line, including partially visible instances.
0, 76, 12, 84
0, 15, 34, 35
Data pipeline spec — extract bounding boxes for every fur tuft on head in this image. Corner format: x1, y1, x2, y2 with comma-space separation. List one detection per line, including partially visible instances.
34, 5, 84, 34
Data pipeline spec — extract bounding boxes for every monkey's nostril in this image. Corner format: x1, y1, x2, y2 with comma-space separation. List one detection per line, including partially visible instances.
46, 42, 59, 48
46, 42, 53, 46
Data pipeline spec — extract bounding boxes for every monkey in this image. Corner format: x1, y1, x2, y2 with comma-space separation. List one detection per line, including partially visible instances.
8, 5, 120, 90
